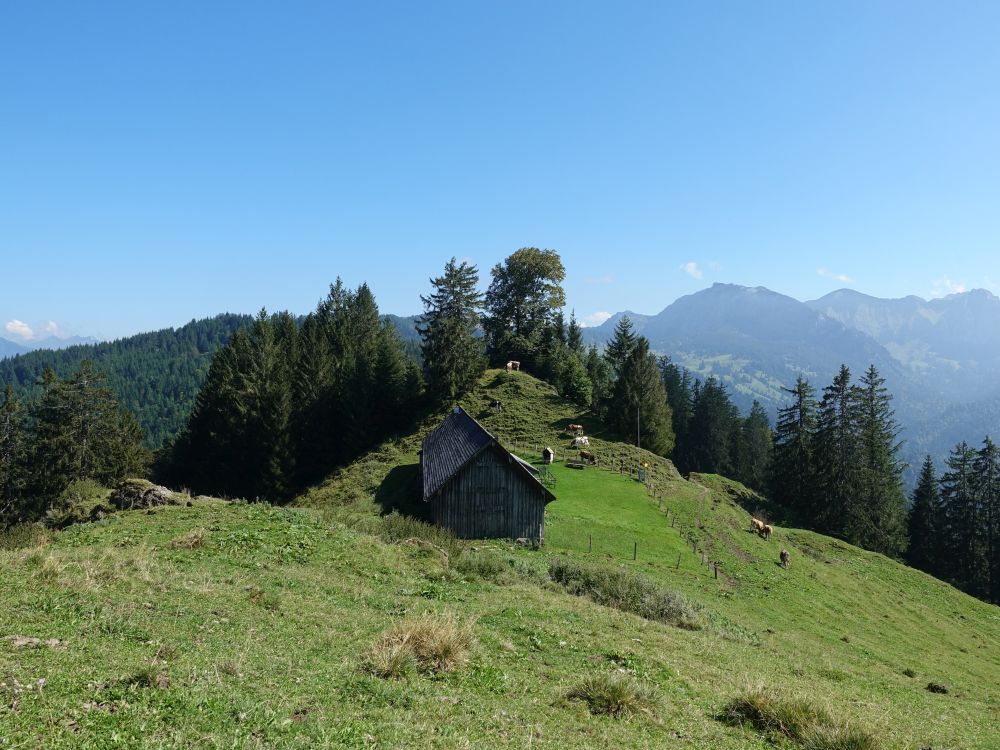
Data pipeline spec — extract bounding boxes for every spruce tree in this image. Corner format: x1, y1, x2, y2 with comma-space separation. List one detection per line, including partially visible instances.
907, 456, 941, 575
0, 385, 27, 526
813, 365, 860, 538
736, 401, 772, 493
686, 377, 738, 475
567, 311, 584, 354
604, 316, 637, 378
973, 437, 1000, 601
29, 362, 148, 508
939, 441, 979, 593
612, 337, 674, 456
584, 346, 613, 417
853, 365, 907, 557
417, 257, 485, 403
769, 376, 818, 518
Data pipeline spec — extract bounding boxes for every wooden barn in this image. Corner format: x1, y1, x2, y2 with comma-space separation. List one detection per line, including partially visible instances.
420, 407, 556, 540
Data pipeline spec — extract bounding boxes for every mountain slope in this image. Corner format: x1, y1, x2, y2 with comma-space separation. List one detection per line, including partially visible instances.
2, 370, 997, 748
0, 337, 30, 359
807, 287, 1000, 402
0, 314, 251, 447
584, 283, 913, 414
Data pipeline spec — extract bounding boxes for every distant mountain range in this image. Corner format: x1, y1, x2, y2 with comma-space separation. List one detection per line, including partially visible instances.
583, 283, 1000, 484
0, 334, 100, 359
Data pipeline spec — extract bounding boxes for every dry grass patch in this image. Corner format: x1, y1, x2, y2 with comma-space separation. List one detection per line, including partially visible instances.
169, 527, 208, 549
566, 672, 659, 718
364, 613, 474, 678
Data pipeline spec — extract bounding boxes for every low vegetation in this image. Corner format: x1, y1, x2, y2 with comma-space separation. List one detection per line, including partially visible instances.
364, 613, 475, 678
565, 672, 659, 718
722, 685, 881, 750
549, 557, 704, 630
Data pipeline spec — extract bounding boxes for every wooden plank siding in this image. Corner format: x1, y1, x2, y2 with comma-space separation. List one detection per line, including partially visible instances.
429, 445, 546, 540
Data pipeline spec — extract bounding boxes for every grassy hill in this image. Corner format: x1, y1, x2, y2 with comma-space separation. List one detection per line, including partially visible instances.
2, 370, 998, 748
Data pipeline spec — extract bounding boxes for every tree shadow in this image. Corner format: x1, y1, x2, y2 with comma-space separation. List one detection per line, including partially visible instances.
374, 462, 427, 519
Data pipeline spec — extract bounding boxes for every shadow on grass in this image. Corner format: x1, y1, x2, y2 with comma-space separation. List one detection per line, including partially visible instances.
374, 463, 426, 520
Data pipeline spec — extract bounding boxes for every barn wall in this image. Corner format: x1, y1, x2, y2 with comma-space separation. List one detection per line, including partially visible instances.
431, 448, 546, 540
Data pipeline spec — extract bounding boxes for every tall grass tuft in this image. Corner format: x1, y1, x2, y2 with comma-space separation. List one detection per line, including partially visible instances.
364, 613, 474, 678
722, 686, 881, 750
548, 557, 704, 630
566, 673, 659, 717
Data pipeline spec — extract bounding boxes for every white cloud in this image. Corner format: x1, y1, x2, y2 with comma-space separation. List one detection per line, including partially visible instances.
44, 321, 62, 336
680, 261, 703, 280
4, 320, 34, 341
582, 311, 613, 327
817, 267, 854, 283
930, 276, 967, 298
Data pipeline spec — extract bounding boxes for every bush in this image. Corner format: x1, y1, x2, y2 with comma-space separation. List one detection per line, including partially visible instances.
364, 613, 474, 678
548, 557, 704, 630
454, 550, 509, 581
0, 523, 53, 551
722, 686, 881, 750
566, 673, 658, 717
45, 479, 111, 527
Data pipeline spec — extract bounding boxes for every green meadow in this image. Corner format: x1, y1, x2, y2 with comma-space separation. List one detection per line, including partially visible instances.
2, 371, 998, 749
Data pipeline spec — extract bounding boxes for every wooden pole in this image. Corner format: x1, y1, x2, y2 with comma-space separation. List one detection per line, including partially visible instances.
633, 542, 637, 561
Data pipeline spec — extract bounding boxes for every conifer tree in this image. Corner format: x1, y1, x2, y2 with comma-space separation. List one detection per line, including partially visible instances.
0, 385, 27, 525
611, 337, 674, 456
604, 316, 637, 378
584, 346, 613, 417
813, 365, 860, 537
417, 258, 485, 403
769, 376, 818, 517
735, 401, 772, 493
853, 365, 907, 557
939, 441, 979, 593
973, 437, 1000, 601
30, 362, 148, 507
567, 311, 584, 354
907, 455, 941, 575
686, 377, 738, 475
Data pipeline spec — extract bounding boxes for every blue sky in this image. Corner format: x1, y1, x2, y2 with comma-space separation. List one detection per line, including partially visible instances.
2, 1, 999, 341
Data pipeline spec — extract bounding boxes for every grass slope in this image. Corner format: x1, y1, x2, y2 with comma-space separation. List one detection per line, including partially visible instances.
2, 370, 998, 748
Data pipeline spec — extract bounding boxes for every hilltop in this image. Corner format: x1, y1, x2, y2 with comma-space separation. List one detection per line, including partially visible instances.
1, 370, 997, 748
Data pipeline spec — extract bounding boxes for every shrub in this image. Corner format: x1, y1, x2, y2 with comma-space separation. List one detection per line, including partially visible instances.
548, 557, 704, 630
453, 550, 507, 580
0, 523, 52, 551
364, 614, 474, 678
566, 673, 658, 717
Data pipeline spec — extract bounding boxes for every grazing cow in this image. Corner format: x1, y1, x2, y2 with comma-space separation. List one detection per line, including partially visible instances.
567, 423, 584, 434
750, 517, 765, 534
579, 450, 596, 464
780, 549, 790, 568
573, 436, 590, 447
506, 360, 521, 373
490, 399, 503, 411
762, 524, 773, 541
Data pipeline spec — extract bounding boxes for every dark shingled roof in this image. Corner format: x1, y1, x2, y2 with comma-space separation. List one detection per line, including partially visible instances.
421, 406, 554, 502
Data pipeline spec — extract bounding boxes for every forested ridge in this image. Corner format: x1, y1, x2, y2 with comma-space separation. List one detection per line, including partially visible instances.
0, 314, 251, 448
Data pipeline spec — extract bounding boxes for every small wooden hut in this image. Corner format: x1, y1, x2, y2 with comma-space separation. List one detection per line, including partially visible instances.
420, 407, 556, 540
542, 447, 555, 464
